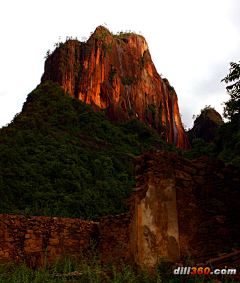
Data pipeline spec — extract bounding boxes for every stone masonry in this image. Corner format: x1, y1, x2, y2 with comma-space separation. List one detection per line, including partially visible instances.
0, 215, 99, 267
98, 213, 131, 264
125, 149, 240, 268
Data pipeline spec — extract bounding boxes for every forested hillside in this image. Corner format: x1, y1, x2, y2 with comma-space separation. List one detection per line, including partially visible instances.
0, 81, 179, 221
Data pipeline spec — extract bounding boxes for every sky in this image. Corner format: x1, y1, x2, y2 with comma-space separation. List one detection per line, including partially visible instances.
1, 0, 240, 130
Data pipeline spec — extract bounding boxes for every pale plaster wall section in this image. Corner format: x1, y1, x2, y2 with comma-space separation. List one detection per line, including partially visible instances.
127, 177, 180, 268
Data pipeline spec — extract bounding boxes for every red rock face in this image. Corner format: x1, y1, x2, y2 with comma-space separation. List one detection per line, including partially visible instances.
41, 26, 191, 150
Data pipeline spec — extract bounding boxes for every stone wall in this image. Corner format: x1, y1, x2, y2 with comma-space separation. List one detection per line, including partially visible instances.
98, 213, 132, 264
126, 149, 240, 267
0, 212, 131, 268
0, 214, 99, 267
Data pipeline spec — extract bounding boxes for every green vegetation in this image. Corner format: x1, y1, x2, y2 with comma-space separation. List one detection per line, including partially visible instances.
143, 102, 169, 135
112, 29, 140, 39
0, 245, 236, 282
0, 81, 178, 221
144, 104, 157, 128
149, 104, 157, 127
121, 75, 137, 86
108, 66, 116, 86
102, 41, 113, 56
111, 28, 141, 48
138, 50, 150, 71
182, 138, 216, 160
127, 108, 135, 117
214, 117, 240, 168
92, 26, 141, 55
183, 119, 240, 167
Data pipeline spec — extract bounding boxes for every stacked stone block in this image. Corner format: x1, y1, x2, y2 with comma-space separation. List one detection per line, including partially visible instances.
98, 213, 131, 264
0, 214, 99, 267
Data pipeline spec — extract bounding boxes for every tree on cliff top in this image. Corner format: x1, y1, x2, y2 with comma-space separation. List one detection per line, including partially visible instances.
221, 61, 240, 120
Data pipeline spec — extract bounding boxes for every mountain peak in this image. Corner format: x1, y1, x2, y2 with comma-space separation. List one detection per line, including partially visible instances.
187, 106, 223, 145
94, 25, 111, 35
41, 26, 191, 150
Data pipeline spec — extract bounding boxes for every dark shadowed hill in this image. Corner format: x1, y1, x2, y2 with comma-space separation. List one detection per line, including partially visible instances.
187, 106, 223, 146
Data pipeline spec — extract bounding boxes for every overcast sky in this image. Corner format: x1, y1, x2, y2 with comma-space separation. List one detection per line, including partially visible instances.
1, 0, 239, 130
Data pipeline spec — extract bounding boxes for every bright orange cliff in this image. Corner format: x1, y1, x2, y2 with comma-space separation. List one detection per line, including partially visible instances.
41, 26, 191, 150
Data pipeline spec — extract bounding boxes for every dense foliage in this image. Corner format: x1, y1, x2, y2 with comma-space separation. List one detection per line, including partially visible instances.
0, 81, 178, 221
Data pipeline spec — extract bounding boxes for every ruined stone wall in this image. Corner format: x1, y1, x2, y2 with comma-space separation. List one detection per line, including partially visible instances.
98, 213, 132, 264
0, 212, 131, 268
0, 214, 99, 267
128, 149, 240, 267
175, 154, 240, 263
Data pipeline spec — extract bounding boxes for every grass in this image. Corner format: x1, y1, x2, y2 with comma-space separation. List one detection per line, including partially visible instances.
0, 245, 238, 283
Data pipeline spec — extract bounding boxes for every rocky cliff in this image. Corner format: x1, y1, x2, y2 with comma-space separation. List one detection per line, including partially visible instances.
41, 26, 190, 150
